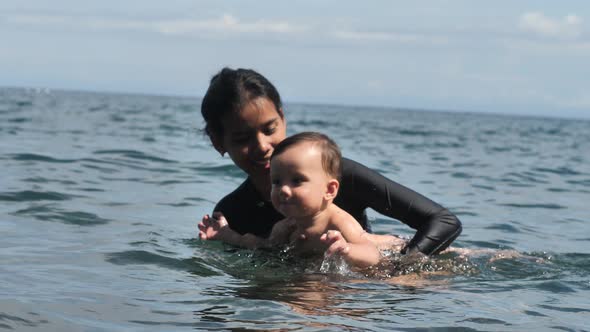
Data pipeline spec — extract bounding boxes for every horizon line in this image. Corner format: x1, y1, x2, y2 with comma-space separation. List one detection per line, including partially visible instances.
1, 84, 588, 122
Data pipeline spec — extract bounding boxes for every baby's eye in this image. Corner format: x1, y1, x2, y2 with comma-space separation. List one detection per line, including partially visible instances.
292, 177, 304, 185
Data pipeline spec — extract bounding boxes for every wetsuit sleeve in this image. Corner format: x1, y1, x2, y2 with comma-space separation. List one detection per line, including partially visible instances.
341, 159, 462, 255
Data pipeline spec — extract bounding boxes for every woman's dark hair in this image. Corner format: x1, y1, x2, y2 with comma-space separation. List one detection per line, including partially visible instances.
201, 67, 283, 139
271, 132, 342, 180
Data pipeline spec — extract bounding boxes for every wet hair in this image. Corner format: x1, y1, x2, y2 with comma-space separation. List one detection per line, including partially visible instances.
201, 67, 283, 139
271, 132, 342, 180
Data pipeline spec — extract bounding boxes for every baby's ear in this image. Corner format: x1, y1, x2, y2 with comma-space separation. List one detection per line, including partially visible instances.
324, 179, 339, 200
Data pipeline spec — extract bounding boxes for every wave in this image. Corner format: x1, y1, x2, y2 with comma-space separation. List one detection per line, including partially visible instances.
92, 150, 176, 164
499, 203, 567, 210
7, 153, 78, 163
13, 205, 110, 226
0, 190, 74, 202
105, 250, 221, 277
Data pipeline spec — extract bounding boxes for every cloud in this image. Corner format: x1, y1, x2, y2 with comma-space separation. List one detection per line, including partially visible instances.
4, 13, 307, 36
3, 12, 442, 45
154, 14, 307, 35
519, 12, 583, 39
332, 29, 448, 45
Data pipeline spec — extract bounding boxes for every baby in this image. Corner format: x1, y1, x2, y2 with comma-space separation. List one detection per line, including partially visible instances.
199, 132, 383, 268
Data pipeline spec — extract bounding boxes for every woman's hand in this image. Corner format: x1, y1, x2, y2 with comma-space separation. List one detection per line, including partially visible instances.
198, 212, 230, 241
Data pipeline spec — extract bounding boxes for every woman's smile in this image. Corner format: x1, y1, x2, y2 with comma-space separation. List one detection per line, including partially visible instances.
252, 158, 271, 168
219, 97, 286, 180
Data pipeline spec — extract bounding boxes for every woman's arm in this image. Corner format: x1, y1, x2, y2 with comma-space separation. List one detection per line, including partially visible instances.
339, 158, 462, 255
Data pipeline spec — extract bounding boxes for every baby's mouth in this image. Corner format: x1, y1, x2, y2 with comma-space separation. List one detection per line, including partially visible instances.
278, 199, 293, 206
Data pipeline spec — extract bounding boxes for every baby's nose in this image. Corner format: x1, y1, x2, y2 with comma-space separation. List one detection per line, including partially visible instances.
280, 185, 291, 197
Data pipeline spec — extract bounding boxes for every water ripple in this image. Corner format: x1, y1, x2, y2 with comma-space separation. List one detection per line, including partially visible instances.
532, 167, 583, 176
533, 280, 576, 293
93, 150, 176, 164
484, 223, 521, 233
105, 250, 221, 276
566, 179, 590, 187
289, 119, 335, 128
13, 205, 110, 225
0, 313, 40, 329
81, 157, 180, 173
188, 164, 244, 178
0, 190, 74, 202
499, 203, 567, 210
8, 153, 78, 163
7, 117, 31, 123
398, 128, 446, 137
459, 317, 508, 325
538, 304, 590, 313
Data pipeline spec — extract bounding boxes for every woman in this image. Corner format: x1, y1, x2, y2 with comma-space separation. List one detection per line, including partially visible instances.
198, 67, 461, 255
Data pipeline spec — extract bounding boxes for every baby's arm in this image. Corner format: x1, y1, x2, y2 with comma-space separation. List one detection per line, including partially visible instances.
198, 212, 263, 248
364, 233, 407, 252
321, 229, 381, 268
198, 212, 292, 249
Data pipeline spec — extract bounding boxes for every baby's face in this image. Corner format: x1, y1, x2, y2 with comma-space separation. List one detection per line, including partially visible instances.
270, 143, 332, 218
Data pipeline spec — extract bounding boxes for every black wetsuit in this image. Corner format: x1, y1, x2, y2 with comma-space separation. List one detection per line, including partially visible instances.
214, 158, 462, 255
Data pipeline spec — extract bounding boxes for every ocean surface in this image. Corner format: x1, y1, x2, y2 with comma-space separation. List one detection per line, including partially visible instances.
1, 87, 589, 331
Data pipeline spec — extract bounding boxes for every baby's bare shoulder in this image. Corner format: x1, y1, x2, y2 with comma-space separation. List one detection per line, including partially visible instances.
328, 205, 363, 232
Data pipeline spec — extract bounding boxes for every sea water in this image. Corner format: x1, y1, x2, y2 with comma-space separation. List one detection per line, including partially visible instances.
1, 88, 589, 331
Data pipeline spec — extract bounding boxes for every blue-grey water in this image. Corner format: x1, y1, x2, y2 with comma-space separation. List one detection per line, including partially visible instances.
1, 87, 589, 331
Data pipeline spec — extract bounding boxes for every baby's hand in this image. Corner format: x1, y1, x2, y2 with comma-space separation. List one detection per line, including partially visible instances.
320, 230, 350, 257
198, 212, 229, 241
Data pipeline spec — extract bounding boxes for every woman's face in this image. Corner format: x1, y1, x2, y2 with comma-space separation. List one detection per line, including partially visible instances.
216, 97, 287, 183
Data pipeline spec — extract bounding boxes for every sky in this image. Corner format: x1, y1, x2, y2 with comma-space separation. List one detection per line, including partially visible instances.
1, 1, 589, 119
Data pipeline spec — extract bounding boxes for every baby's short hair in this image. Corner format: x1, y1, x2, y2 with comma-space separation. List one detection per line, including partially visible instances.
271, 132, 342, 179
